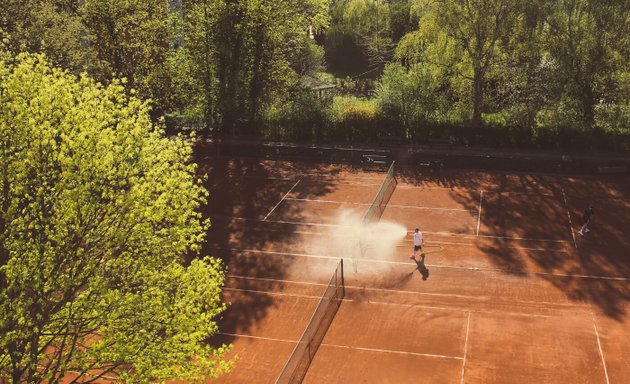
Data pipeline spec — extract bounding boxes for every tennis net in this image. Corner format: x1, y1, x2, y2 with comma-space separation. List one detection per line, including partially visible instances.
362, 161, 397, 226
275, 259, 345, 384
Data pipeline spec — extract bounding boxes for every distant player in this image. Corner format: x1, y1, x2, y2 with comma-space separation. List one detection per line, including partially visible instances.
410, 228, 424, 260
578, 206, 594, 236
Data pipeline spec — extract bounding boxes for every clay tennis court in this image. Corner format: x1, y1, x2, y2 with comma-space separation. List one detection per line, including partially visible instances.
198, 156, 630, 384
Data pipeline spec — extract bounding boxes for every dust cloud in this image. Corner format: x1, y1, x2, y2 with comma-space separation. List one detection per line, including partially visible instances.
303, 209, 407, 275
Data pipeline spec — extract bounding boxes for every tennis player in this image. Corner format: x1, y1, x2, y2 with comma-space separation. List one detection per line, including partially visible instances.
578, 206, 594, 235
410, 228, 424, 260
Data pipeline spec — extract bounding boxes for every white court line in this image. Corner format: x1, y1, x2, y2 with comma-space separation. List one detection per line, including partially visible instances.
218, 332, 295, 344
215, 247, 630, 281
263, 180, 301, 221
395, 184, 556, 194
562, 188, 578, 249
395, 243, 569, 253
395, 185, 559, 197
218, 332, 463, 360
223, 284, 573, 319
223, 216, 348, 228
387, 204, 475, 212
406, 229, 572, 244
591, 310, 610, 384
226, 275, 585, 309
480, 189, 558, 197
321, 344, 464, 361
218, 216, 575, 244
299, 180, 384, 187
208, 172, 232, 190
476, 191, 483, 236
211, 223, 568, 253
285, 197, 369, 206
224, 287, 322, 299
284, 197, 476, 212
344, 298, 562, 319
227, 275, 327, 286
461, 312, 471, 384
229, 175, 295, 182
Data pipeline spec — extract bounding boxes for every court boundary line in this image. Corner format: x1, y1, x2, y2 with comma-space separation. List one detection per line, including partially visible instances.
218, 332, 464, 360
319, 343, 464, 361
591, 310, 610, 384
395, 243, 570, 253
263, 179, 301, 221
209, 223, 570, 252
218, 332, 295, 344
395, 185, 558, 197
224, 287, 322, 299
285, 197, 369, 206
346, 298, 563, 319
480, 189, 557, 197
284, 197, 477, 212
215, 247, 630, 282
223, 285, 579, 319
215, 216, 574, 244
297, 180, 385, 187
386, 204, 476, 212
414, 230, 573, 244
208, 171, 232, 191
226, 175, 296, 182
461, 312, 471, 384
226, 275, 588, 309
562, 188, 578, 249
476, 191, 483, 236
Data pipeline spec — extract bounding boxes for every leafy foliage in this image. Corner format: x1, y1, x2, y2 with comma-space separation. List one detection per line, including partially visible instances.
0, 53, 232, 383
1, 0, 628, 147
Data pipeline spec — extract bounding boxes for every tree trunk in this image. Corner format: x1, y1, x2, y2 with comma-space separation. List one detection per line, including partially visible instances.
472, 65, 484, 130
217, 1, 244, 137
581, 82, 595, 129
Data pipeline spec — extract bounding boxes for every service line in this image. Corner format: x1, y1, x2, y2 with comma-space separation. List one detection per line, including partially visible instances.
263, 179, 301, 221
591, 310, 610, 384
561, 188, 578, 249
476, 190, 484, 236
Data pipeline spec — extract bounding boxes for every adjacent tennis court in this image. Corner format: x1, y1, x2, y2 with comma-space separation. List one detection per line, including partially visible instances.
202, 157, 630, 384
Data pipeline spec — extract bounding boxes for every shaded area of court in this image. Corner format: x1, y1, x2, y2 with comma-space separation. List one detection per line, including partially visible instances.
194, 156, 630, 383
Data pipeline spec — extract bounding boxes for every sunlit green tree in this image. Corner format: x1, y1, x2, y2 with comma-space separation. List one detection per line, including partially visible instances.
0, 53, 232, 383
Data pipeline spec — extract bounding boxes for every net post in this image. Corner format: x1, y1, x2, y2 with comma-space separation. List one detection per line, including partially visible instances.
340, 259, 345, 298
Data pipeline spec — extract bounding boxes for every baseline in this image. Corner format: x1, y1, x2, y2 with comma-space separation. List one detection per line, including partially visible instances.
215, 247, 630, 282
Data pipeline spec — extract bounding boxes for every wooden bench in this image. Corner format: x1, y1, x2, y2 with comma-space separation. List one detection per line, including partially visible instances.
361, 154, 388, 166
418, 159, 444, 168
597, 165, 627, 174
428, 138, 453, 150
378, 136, 404, 147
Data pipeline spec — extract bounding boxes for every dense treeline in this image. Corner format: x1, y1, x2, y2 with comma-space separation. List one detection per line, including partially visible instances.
1, 0, 628, 149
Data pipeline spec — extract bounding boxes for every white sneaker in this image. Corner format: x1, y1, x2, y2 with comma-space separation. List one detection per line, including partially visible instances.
584, 228, 590, 233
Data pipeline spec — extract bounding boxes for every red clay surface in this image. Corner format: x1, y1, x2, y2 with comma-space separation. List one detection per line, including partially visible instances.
196, 156, 630, 384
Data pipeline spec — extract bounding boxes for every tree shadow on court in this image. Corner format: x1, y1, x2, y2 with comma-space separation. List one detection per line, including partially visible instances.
191, 152, 356, 345
397, 166, 630, 320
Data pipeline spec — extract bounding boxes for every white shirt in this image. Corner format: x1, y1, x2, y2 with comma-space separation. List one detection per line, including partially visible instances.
413, 231, 424, 246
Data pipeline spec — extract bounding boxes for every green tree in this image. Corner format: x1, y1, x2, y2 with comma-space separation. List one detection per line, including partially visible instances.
0, 53, 232, 383
1, 0, 175, 116
81, 0, 174, 115
176, 0, 330, 137
541, 0, 629, 130
376, 62, 444, 137
0, 0, 97, 74
343, 0, 395, 66
405, 0, 520, 129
